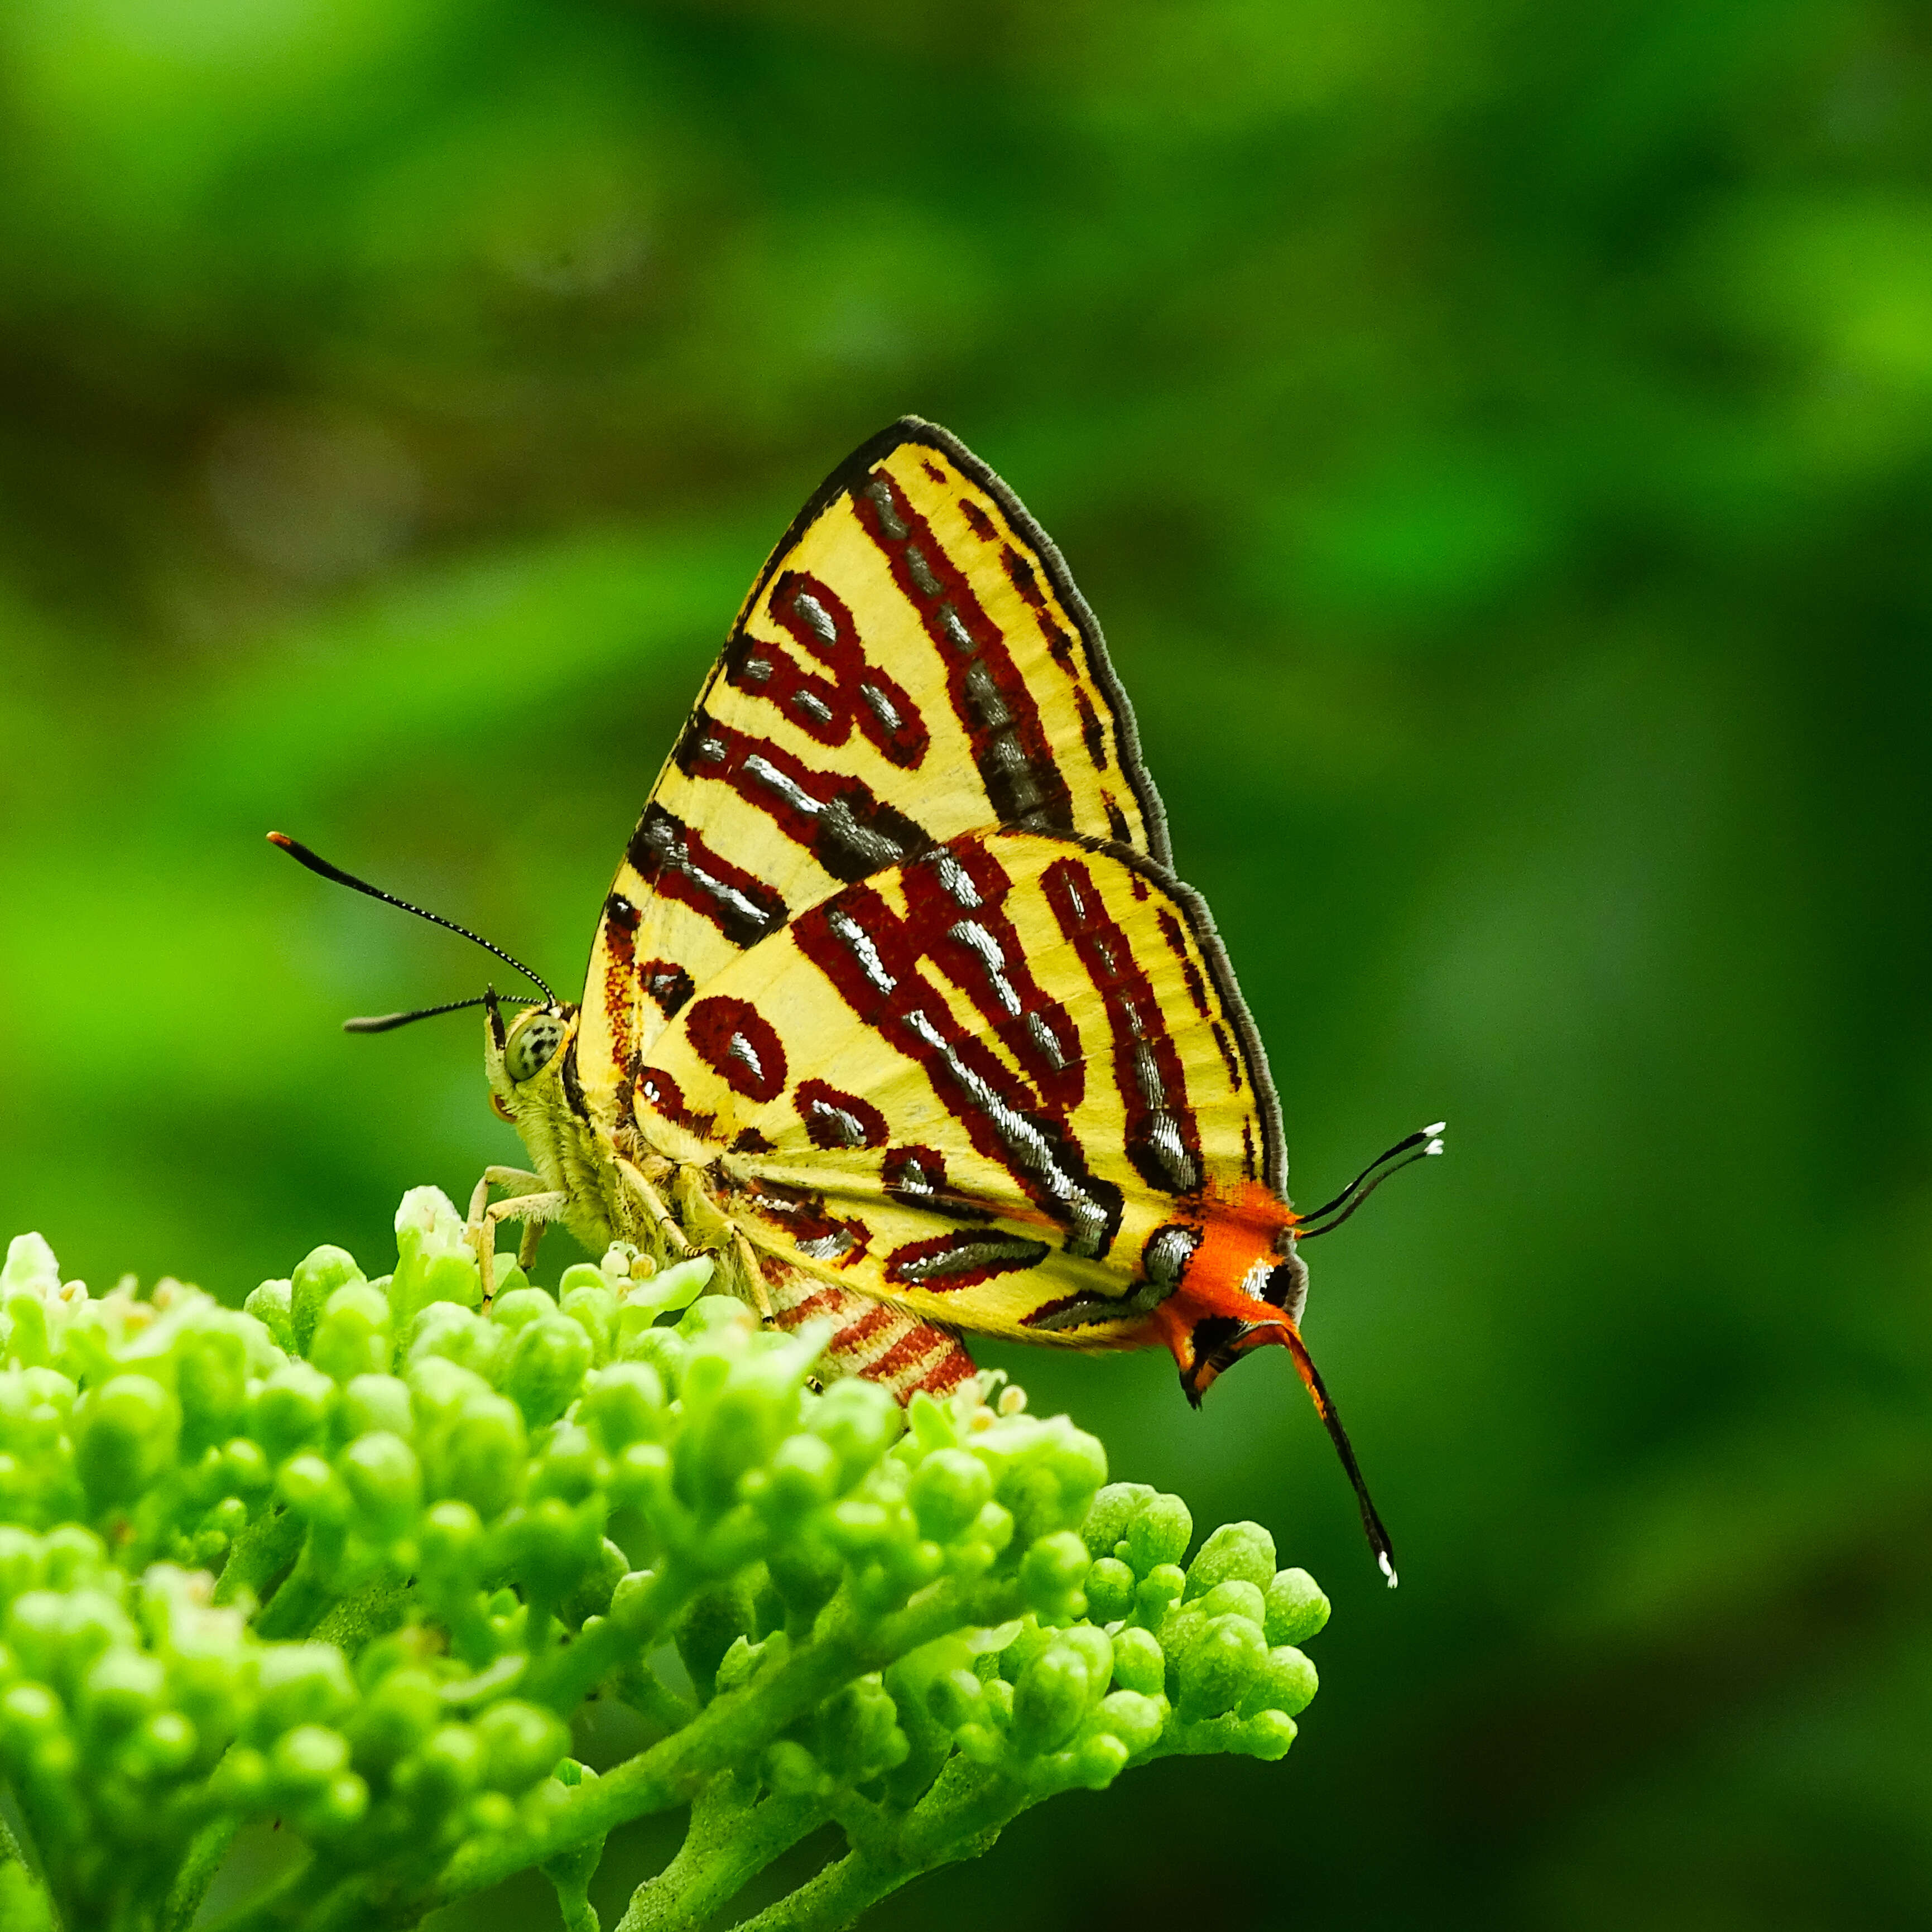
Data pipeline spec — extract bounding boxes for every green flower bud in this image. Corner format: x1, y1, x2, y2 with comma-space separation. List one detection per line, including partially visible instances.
559, 1280, 617, 1367
608, 1440, 672, 1514
339, 1432, 421, 1540
927, 1666, 985, 1730
301, 1769, 371, 1836
1083, 1556, 1137, 1623
436, 1393, 527, 1520
1232, 1708, 1298, 1759
1009, 1646, 1089, 1757
498, 1497, 604, 1602
998, 1618, 1055, 1684
765, 1532, 843, 1630
407, 1305, 506, 1382
349, 1665, 441, 1771
1108, 1623, 1164, 1696
617, 1324, 689, 1391
172, 1319, 253, 1454
675, 1582, 756, 1701
75, 1375, 180, 1508
1124, 1493, 1192, 1575
489, 1287, 556, 1333
1135, 1563, 1187, 1631
253, 1644, 354, 1739
0, 1529, 37, 1604
277, 1451, 349, 1526
1176, 1613, 1267, 1723
243, 1280, 296, 1354
1057, 1625, 1113, 1704
1184, 1520, 1276, 1601
1068, 1728, 1131, 1790
1093, 1688, 1166, 1757
395, 1721, 486, 1811
813, 1675, 907, 1782
749, 1430, 840, 1518
761, 1738, 822, 1797
1019, 1530, 1090, 1618
253, 1362, 335, 1465
272, 1721, 349, 1790
390, 1218, 483, 1329
987, 1416, 1107, 1544
607, 1568, 661, 1641
79, 1648, 164, 1739
980, 1676, 1015, 1728
504, 1316, 593, 1429
1081, 1481, 1155, 1560
122, 1708, 197, 1781
39, 1527, 105, 1593
682, 1372, 800, 1517
562, 1539, 630, 1627
291, 1247, 364, 1355
578, 1364, 666, 1455
339, 1374, 412, 1442
417, 1499, 484, 1586
1239, 1644, 1318, 1719
468, 1789, 517, 1837
806, 1379, 901, 1486
475, 1699, 569, 1794
209, 1744, 269, 1808
532, 1425, 607, 1506
1193, 1578, 1266, 1626
310, 1282, 392, 1385
0, 1682, 65, 1762
1263, 1567, 1331, 1646
4, 1589, 112, 1695
220, 1435, 272, 1497
909, 1448, 992, 1544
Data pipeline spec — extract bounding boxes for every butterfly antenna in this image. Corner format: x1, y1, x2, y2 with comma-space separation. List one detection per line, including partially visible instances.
1257, 1318, 1397, 1587
343, 993, 542, 1035
267, 832, 559, 1003
1294, 1121, 1446, 1240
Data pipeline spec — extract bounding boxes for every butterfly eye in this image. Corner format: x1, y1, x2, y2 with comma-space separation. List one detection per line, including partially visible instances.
505, 1013, 566, 1083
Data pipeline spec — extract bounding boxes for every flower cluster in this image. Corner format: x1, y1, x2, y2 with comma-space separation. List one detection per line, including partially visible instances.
0, 1191, 1330, 1932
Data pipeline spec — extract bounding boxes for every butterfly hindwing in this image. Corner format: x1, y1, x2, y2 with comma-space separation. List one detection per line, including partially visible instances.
626, 829, 1284, 1344
575, 420, 1171, 1130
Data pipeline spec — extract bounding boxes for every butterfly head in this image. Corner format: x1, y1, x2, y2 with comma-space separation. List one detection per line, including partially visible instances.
484, 991, 581, 1124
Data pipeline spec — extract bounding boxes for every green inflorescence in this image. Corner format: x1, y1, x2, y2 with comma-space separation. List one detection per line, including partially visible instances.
0, 1189, 1332, 1932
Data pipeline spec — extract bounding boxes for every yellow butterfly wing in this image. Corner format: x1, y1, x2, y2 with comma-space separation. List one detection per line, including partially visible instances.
627, 829, 1286, 1343
575, 419, 1172, 1130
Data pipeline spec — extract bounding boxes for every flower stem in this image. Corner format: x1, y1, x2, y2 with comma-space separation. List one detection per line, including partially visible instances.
616, 1772, 824, 1932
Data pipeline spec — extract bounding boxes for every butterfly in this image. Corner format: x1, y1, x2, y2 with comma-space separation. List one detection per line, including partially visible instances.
272, 418, 1441, 1583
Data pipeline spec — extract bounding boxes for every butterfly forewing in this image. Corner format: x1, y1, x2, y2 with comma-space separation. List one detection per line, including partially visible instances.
575, 420, 1171, 1129
628, 830, 1284, 1343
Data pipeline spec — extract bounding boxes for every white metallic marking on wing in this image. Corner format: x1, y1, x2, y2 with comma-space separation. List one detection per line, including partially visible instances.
829, 909, 897, 996
794, 590, 837, 641
903, 1010, 1112, 1255
934, 850, 981, 909
859, 683, 903, 732
950, 919, 1022, 1015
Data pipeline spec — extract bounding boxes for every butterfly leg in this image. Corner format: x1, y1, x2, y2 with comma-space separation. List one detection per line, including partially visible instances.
467, 1170, 568, 1305
666, 1165, 775, 1319
613, 1157, 693, 1268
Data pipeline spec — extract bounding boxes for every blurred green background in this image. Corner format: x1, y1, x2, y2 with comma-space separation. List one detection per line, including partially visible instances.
3, 1, 1930, 1926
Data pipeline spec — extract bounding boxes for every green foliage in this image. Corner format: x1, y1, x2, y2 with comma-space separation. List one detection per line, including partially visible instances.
0, 1198, 1330, 1931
